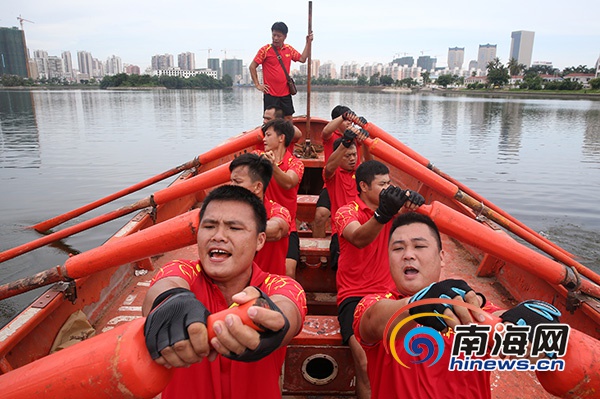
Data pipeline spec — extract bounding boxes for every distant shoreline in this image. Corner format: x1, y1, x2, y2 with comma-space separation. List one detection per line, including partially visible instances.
2, 84, 599, 100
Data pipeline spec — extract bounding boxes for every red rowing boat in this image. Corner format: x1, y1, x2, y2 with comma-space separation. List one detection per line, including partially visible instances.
0, 116, 599, 398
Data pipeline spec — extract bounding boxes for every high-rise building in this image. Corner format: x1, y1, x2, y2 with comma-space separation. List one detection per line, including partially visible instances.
77, 50, 93, 77
47, 56, 64, 79
299, 59, 320, 78
178, 52, 196, 71
417, 56, 437, 72
124, 64, 141, 75
477, 44, 497, 70
339, 62, 360, 80
151, 54, 174, 70
207, 58, 221, 78
318, 62, 337, 79
447, 47, 464, 70
393, 56, 414, 67
33, 50, 49, 79
62, 51, 74, 79
105, 55, 123, 75
509, 30, 535, 67
222, 58, 243, 83
0, 27, 29, 77
468, 60, 478, 71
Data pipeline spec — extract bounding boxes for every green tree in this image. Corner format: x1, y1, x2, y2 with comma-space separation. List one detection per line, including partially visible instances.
436, 74, 454, 88
486, 58, 509, 87
369, 72, 380, 86
562, 65, 596, 76
222, 74, 233, 87
0, 74, 25, 86
380, 75, 394, 86
397, 77, 417, 87
590, 78, 600, 90
507, 58, 526, 76
421, 71, 430, 85
357, 75, 368, 86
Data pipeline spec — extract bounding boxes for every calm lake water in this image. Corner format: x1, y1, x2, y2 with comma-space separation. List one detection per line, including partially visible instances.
1, 88, 599, 327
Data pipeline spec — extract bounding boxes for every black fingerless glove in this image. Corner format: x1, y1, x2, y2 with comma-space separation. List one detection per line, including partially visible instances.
374, 186, 406, 224
500, 300, 561, 339
405, 190, 425, 207
224, 287, 290, 363
342, 129, 357, 148
408, 279, 477, 331
144, 287, 211, 360
342, 110, 356, 121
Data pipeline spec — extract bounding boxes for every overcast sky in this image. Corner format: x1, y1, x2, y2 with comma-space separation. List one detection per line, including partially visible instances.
3, 0, 599, 72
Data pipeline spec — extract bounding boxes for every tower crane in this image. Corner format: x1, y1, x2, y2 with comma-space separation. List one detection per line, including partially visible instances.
221, 49, 242, 60
199, 48, 213, 58
17, 15, 34, 30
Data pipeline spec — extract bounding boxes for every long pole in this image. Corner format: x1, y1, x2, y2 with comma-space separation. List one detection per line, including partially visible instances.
305, 1, 312, 143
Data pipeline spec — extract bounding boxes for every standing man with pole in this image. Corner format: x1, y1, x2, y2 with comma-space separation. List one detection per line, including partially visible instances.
250, 21, 313, 121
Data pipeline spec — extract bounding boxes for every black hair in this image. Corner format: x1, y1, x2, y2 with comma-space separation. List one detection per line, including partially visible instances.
229, 153, 273, 193
331, 105, 351, 120
271, 22, 288, 35
199, 185, 267, 233
355, 160, 389, 193
261, 118, 295, 147
264, 105, 284, 119
390, 212, 443, 251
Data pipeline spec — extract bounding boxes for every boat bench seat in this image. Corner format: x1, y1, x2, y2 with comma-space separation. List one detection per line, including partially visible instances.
296, 194, 319, 223
296, 238, 336, 295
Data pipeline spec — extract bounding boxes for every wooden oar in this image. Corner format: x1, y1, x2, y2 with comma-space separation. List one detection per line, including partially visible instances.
347, 116, 577, 260
30, 126, 264, 233
0, 162, 231, 264
417, 202, 600, 305
0, 209, 200, 301
363, 136, 600, 288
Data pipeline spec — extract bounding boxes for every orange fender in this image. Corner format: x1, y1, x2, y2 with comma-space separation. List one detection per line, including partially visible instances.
536, 328, 600, 398
0, 318, 172, 399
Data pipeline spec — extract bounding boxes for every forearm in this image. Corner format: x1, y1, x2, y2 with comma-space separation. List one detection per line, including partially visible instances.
324, 146, 345, 178
272, 167, 297, 190
345, 217, 385, 248
359, 298, 412, 344
322, 117, 343, 140
142, 277, 190, 316
265, 217, 289, 241
249, 62, 260, 86
271, 294, 303, 345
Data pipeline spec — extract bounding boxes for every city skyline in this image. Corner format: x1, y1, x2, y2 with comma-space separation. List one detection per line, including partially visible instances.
3, 0, 599, 73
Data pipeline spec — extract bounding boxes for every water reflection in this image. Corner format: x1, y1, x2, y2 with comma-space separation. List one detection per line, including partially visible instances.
583, 109, 600, 166
498, 101, 523, 163
0, 90, 40, 168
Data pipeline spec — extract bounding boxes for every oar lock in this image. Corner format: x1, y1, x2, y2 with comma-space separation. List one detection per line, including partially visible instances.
55, 280, 78, 304
565, 265, 583, 314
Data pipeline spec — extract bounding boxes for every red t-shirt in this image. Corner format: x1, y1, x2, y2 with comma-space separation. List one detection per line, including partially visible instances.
254, 199, 292, 275
353, 292, 500, 399
324, 167, 357, 222
253, 44, 301, 97
263, 150, 304, 233
333, 198, 396, 305
150, 260, 307, 399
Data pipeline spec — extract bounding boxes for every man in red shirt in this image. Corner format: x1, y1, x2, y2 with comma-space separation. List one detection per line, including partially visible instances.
334, 160, 424, 398
353, 212, 563, 399
260, 119, 305, 278
260, 105, 302, 152
250, 21, 313, 119
229, 153, 292, 275
143, 185, 307, 399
